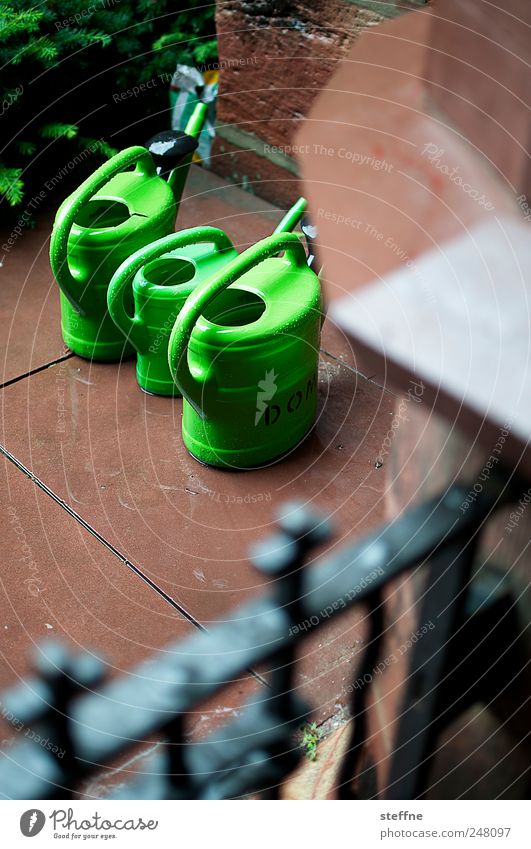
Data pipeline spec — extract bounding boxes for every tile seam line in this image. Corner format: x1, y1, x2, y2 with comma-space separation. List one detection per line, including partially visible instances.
320, 348, 397, 396
0, 441, 207, 628
0, 352, 75, 390
0, 443, 269, 688
1, 348, 396, 395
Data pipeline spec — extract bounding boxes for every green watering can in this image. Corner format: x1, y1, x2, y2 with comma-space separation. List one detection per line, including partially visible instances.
107, 227, 238, 394
106, 198, 308, 395
168, 232, 323, 469
49, 103, 207, 361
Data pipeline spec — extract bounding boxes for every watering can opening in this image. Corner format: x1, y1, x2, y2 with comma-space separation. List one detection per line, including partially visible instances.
202, 288, 266, 328
74, 197, 132, 229
143, 257, 196, 288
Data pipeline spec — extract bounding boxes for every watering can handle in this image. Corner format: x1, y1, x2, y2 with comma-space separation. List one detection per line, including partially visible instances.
49, 146, 156, 316
168, 232, 308, 416
106, 227, 234, 353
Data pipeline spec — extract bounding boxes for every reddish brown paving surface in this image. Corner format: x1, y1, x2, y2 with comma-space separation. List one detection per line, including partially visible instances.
0, 453, 191, 687
0, 166, 395, 794
0, 345, 393, 619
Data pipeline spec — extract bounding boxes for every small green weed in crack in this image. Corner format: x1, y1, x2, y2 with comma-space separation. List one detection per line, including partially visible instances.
300, 722, 320, 761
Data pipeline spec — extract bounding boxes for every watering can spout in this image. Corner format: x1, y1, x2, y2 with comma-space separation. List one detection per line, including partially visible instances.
185, 102, 208, 140
146, 102, 208, 206
273, 197, 308, 234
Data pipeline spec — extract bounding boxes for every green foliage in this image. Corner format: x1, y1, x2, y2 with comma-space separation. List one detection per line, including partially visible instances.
151, 0, 217, 70
16, 141, 36, 156
193, 40, 218, 66
40, 123, 79, 141
300, 722, 321, 761
0, 0, 217, 211
0, 164, 24, 206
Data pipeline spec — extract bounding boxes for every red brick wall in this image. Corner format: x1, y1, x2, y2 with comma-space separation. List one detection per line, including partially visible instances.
213, 1, 385, 206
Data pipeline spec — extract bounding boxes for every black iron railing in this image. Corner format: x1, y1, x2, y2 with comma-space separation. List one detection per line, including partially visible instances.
0, 467, 527, 799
